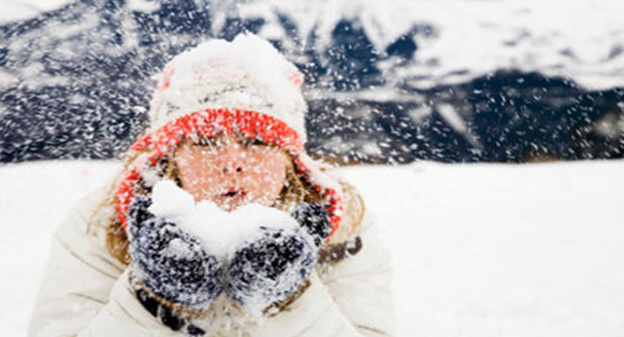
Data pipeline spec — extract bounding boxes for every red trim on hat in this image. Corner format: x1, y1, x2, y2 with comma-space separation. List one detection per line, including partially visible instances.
116, 108, 342, 237
116, 167, 141, 228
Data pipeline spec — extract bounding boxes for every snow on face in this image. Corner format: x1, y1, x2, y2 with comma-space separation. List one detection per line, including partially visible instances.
173, 137, 291, 211
148, 179, 299, 259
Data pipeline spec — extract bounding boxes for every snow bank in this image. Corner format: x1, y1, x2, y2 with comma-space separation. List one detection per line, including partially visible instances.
338, 161, 624, 336
2, 159, 624, 336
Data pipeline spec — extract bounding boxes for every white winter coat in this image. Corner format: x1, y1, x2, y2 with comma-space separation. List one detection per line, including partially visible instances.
28, 183, 395, 337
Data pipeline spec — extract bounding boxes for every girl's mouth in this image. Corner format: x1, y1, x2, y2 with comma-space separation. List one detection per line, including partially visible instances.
218, 189, 247, 200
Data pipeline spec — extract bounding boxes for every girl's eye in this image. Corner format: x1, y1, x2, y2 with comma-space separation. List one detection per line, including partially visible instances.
240, 138, 267, 148
195, 137, 221, 147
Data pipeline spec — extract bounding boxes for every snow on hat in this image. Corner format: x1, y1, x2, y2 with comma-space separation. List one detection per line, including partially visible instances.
116, 34, 344, 237
148, 34, 307, 139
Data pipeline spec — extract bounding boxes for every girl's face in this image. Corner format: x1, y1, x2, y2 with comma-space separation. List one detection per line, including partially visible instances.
174, 137, 291, 211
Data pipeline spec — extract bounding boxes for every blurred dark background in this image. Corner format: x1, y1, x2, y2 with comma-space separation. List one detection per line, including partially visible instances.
1, 0, 623, 164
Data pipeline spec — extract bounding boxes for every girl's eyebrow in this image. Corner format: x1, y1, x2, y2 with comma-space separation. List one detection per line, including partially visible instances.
193, 137, 222, 146
190, 137, 272, 148
240, 138, 268, 146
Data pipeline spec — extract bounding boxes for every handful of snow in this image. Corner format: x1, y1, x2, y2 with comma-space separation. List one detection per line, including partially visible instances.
147, 180, 298, 259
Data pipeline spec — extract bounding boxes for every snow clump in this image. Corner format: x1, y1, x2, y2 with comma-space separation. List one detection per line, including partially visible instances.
148, 179, 299, 260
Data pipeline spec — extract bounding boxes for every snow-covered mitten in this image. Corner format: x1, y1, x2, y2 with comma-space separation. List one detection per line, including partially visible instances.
127, 195, 223, 311
290, 202, 332, 247
225, 226, 317, 315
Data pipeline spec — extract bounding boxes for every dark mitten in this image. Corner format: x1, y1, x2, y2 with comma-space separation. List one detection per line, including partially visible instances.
225, 226, 317, 313
290, 203, 332, 246
127, 195, 223, 310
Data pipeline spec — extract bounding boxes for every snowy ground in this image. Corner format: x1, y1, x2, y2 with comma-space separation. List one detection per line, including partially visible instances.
2, 159, 624, 335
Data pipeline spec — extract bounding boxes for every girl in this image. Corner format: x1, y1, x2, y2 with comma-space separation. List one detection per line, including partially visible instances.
28, 34, 395, 337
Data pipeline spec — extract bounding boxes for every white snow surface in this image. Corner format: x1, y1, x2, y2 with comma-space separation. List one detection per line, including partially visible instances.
2, 159, 624, 335
149, 179, 298, 259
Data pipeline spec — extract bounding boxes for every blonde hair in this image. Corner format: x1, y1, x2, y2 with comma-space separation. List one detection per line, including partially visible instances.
103, 140, 323, 265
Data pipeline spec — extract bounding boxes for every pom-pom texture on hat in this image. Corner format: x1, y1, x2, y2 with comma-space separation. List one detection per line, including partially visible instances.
149, 34, 307, 140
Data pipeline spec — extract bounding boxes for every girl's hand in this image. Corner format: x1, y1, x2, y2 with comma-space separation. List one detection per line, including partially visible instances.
225, 203, 330, 316
290, 202, 332, 247
225, 226, 318, 316
127, 195, 223, 311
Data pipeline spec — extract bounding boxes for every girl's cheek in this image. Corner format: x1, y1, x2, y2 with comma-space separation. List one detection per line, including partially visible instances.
243, 163, 281, 201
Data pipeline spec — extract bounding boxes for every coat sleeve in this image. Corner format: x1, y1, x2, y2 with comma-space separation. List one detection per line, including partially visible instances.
248, 210, 396, 337
27, 188, 179, 337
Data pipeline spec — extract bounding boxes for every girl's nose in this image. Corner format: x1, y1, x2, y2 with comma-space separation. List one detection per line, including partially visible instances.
222, 163, 243, 174
221, 139, 245, 174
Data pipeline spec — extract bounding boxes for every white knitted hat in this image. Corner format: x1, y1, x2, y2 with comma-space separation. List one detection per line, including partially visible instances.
148, 33, 307, 141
